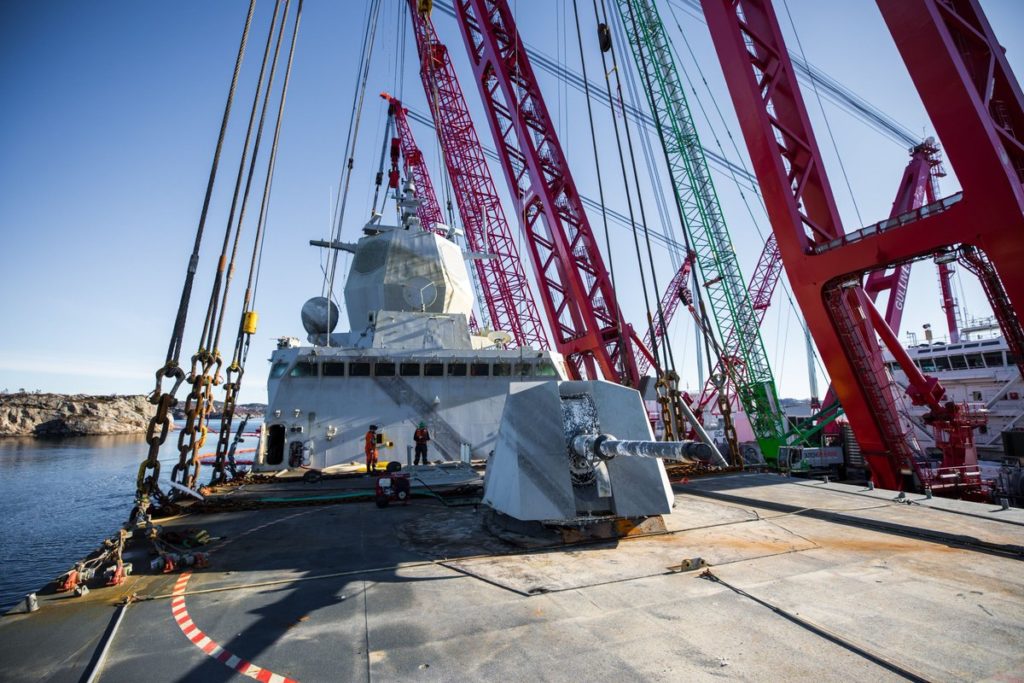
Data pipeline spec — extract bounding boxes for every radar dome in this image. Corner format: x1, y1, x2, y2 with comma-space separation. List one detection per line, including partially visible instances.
301, 296, 340, 335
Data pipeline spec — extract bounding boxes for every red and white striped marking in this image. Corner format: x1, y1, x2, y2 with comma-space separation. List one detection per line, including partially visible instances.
171, 571, 297, 682
168, 511, 316, 682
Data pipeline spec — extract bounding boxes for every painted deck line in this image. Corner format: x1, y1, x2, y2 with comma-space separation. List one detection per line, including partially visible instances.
170, 570, 299, 683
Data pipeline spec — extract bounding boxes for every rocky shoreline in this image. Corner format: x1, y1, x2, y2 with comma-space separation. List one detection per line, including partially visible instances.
0, 393, 156, 437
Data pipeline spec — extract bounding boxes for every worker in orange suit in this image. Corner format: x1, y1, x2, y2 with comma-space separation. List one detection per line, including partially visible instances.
365, 424, 379, 475
413, 421, 431, 465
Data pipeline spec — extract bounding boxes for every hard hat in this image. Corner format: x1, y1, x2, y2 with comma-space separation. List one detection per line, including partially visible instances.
369, 424, 378, 431
418, 421, 426, 428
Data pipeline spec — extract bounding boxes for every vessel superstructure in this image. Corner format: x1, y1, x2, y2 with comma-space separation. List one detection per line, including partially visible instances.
255, 179, 567, 473
882, 319, 1023, 459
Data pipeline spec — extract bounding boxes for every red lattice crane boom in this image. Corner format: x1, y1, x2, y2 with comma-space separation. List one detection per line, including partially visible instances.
702, 0, 1024, 489
453, 0, 644, 385
381, 93, 448, 236
406, 1, 548, 350
637, 253, 694, 377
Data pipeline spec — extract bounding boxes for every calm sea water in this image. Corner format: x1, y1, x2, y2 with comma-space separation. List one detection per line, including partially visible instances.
0, 422, 256, 610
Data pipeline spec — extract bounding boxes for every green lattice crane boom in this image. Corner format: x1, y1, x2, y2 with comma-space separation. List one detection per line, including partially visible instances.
615, 0, 785, 460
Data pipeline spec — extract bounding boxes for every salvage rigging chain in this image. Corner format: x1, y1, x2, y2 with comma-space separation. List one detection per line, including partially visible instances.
135, 0, 303, 524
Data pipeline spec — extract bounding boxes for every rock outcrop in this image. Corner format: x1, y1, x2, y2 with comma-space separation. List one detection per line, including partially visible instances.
0, 393, 156, 437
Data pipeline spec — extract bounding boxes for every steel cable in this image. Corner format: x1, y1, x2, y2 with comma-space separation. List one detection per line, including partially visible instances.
163, 0, 256, 368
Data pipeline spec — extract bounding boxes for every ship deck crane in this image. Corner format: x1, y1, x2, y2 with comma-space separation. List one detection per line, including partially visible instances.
701, 0, 1024, 490
406, 0, 549, 350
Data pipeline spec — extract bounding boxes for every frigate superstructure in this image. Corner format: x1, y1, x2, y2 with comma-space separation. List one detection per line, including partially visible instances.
257, 179, 568, 475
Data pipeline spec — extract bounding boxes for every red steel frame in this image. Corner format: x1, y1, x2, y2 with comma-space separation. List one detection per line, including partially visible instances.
701, 0, 1024, 489
637, 253, 695, 377
407, 1, 548, 349
862, 141, 943, 335
454, 0, 643, 385
381, 93, 448, 236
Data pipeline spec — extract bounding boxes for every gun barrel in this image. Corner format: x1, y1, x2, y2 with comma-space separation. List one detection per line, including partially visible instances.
570, 434, 715, 464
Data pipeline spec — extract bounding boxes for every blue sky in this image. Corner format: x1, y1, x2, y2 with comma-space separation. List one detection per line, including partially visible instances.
1, 0, 1022, 405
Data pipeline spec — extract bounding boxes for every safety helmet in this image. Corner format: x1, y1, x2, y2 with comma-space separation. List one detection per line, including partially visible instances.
418, 421, 426, 428
369, 424, 378, 431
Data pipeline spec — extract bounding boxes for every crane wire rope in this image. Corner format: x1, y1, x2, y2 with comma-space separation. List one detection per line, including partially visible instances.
208, 0, 293, 357
177, 0, 296, 489
323, 0, 384, 330
663, 1, 832, 389
163, 0, 256, 369
780, 0, 865, 227
134, 0, 257, 520
588, 0, 667, 377
610, 0, 727, 382
618, 29, 684, 272
213, 0, 305, 484
570, 0, 628, 375
599, 0, 680, 377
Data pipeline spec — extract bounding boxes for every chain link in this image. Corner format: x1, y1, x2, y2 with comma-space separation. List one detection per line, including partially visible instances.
210, 361, 244, 485
133, 363, 186, 521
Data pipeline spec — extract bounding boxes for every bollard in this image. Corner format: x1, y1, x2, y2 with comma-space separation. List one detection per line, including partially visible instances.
24, 593, 38, 613
925, 488, 933, 499
406, 444, 413, 468
867, 481, 875, 490
1001, 497, 1010, 510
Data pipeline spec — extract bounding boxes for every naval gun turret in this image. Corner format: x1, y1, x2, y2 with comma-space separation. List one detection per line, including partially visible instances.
484, 380, 725, 530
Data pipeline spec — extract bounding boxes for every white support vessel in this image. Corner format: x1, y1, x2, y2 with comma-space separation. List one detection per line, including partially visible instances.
882, 318, 1023, 459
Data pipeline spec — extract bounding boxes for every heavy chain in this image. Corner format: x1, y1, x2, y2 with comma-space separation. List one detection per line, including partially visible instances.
655, 375, 676, 441
713, 370, 741, 467
172, 351, 223, 490
133, 363, 187, 522
209, 361, 244, 485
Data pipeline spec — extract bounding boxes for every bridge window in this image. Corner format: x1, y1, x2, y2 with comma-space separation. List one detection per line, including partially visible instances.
374, 362, 395, 376
983, 352, 1004, 367
949, 355, 968, 370
290, 361, 317, 377
535, 361, 558, 377
322, 362, 345, 377
400, 362, 421, 377
919, 357, 936, 372
349, 362, 371, 376
424, 362, 444, 377
933, 356, 951, 371
470, 362, 490, 377
447, 362, 467, 376
515, 363, 531, 377
965, 354, 985, 369
270, 361, 289, 379
493, 363, 512, 377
